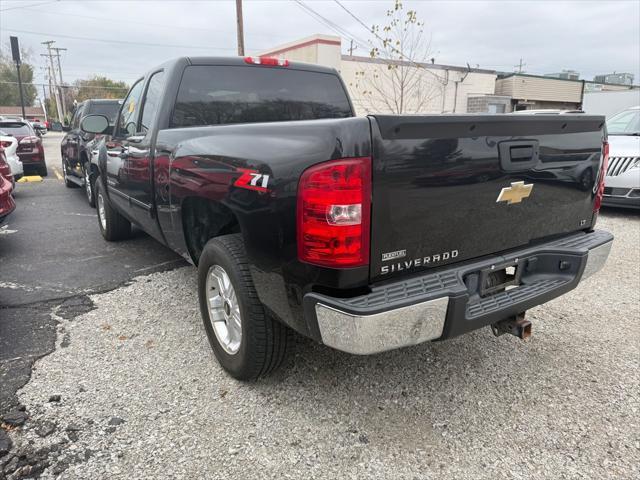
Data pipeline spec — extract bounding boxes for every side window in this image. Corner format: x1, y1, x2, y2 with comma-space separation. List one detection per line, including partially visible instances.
117, 80, 144, 137
140, 71, 165, 135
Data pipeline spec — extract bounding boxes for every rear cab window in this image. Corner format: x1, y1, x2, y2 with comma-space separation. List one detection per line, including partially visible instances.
88, 101, 122, 124
170, 65, 353, 128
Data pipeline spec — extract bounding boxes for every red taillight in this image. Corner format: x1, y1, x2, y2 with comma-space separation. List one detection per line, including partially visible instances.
244, 56, 289, 67
593, 141, 609, 213
297, 157, 371, 268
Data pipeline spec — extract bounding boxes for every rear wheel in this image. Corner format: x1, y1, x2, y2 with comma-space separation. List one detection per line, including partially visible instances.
198, 234, 292, 380
94, 176, 131, 241
38, 165, 48, 178
84, 164, 96, 207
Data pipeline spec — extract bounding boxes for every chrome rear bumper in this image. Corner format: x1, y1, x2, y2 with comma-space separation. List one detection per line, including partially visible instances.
307, 230, 613, 355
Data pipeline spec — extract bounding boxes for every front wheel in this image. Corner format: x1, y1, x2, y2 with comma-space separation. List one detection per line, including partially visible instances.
94, 176, 131, 241
198, 234, 292, 380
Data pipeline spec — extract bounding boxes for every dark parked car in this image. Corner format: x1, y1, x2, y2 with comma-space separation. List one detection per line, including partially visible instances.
0, 150, 16, 224
61, 99, 122, 206
81, 56, 613, 380
0, 119, 46, 176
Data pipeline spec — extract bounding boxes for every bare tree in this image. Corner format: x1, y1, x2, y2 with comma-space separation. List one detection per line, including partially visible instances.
347, 0, 445, 114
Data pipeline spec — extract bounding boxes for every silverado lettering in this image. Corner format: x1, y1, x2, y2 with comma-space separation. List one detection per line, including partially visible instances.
81, 56, 613, 380
381, 250, 460, 274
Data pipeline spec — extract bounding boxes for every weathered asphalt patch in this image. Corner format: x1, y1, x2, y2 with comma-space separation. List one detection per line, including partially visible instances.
5, 212, 640, 479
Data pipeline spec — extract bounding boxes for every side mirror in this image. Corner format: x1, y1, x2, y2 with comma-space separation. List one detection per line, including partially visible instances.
80, 114, 110, 134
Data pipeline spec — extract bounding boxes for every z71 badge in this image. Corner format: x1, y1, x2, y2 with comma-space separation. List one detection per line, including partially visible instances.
234, 168, 270, 193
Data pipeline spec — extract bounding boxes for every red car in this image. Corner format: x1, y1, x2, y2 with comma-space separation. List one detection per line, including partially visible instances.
0, 150, 16, 224
0, 119, 47, 177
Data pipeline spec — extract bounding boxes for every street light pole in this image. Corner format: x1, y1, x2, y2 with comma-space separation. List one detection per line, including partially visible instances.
236, 0, 245, 56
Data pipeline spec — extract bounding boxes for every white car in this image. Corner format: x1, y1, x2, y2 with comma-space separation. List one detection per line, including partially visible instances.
0, 129, 24, 187
603, 106, 640, 209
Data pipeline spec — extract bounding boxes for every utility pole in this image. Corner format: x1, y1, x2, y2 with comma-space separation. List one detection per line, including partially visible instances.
349, 39, 354, 56
514, 58, 526, 73
41, 41, 63, 121
9, 37, 26, 119
52, 47, 67, 118
235, 0, 245, 56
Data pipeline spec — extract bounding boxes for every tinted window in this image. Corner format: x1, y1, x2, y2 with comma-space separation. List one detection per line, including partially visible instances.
140, 71, 165, 134
171, 65, 352, 128
117, 80, 145, 136
89, 101, 122, 124
0, 122, 31, 135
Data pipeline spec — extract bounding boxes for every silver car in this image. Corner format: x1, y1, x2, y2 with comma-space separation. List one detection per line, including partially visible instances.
603, 106, 640, 209
0, 129, 24, 187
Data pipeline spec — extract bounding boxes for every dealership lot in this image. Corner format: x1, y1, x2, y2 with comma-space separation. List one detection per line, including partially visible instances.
1, 134, 639, 479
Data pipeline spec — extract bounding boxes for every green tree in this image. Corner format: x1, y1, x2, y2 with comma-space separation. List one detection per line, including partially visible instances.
0, 50, 38, 106
73, 75, 129, 102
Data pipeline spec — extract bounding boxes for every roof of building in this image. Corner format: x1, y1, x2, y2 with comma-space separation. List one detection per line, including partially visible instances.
342, 54, 496, 75
498, 72, 639, 88
258, 34, 342, 57
0, 106, 45, 116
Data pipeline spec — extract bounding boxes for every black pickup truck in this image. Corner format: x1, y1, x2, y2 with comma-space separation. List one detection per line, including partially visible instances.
80, 56, 613, 380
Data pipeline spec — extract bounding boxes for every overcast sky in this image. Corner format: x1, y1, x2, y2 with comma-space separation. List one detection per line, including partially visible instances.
1, 0, 638, 94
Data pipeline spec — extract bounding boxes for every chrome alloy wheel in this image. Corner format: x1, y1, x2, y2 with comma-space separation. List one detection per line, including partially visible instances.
206, 265, 242, 355
97, 191, 107, 230
85, 168, 92, 201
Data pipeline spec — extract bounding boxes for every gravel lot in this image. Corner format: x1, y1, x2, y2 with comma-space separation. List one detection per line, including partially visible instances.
3, 212, 639, 479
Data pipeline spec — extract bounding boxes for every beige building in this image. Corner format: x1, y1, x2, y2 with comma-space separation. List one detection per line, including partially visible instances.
495, 73, 585, 111
259, 34, 497, 115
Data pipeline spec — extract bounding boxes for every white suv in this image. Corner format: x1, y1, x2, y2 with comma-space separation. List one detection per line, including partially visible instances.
603, 106, 640, 209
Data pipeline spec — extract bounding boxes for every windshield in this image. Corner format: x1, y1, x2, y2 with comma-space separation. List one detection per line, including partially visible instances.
0, 122, 32, 136
606, 109, 640, 135
88, 102, 121, 123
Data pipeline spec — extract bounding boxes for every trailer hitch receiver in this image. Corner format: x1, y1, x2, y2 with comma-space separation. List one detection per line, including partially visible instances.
491, 313, 531, 340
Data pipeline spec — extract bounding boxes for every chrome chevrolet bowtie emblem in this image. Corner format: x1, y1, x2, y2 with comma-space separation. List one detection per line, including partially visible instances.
496, 181, 534, 204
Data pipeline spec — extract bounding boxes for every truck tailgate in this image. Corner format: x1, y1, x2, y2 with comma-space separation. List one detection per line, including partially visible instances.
369, 114, 606, 281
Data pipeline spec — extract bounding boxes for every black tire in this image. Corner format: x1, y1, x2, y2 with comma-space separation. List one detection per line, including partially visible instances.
62, 161, 75, 187
39, 165, 49, 178
84, 163, 96, 207
94, 176, 131, 241
198, 234, 292, 380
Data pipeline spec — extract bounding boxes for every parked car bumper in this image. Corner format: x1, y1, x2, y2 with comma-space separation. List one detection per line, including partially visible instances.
0, 184, 16, 225
7, 154, 23, 179
303, 230, 613, 355
18, 151, 46, 173
602, 169, 640, 209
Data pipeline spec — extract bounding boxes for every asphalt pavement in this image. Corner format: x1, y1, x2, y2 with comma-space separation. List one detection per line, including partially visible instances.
0, 133, 638, 479
0, 132, 186, 415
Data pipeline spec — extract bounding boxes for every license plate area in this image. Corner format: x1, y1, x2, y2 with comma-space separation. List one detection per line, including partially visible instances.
479, 263, 521, 297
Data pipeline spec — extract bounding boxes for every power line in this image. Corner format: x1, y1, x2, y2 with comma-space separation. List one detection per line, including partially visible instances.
3, 28, 236, 51
333, 0, 447, 82
0, 0, 59, 12
292, 0, 369, 51
11, 6, 292, 41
